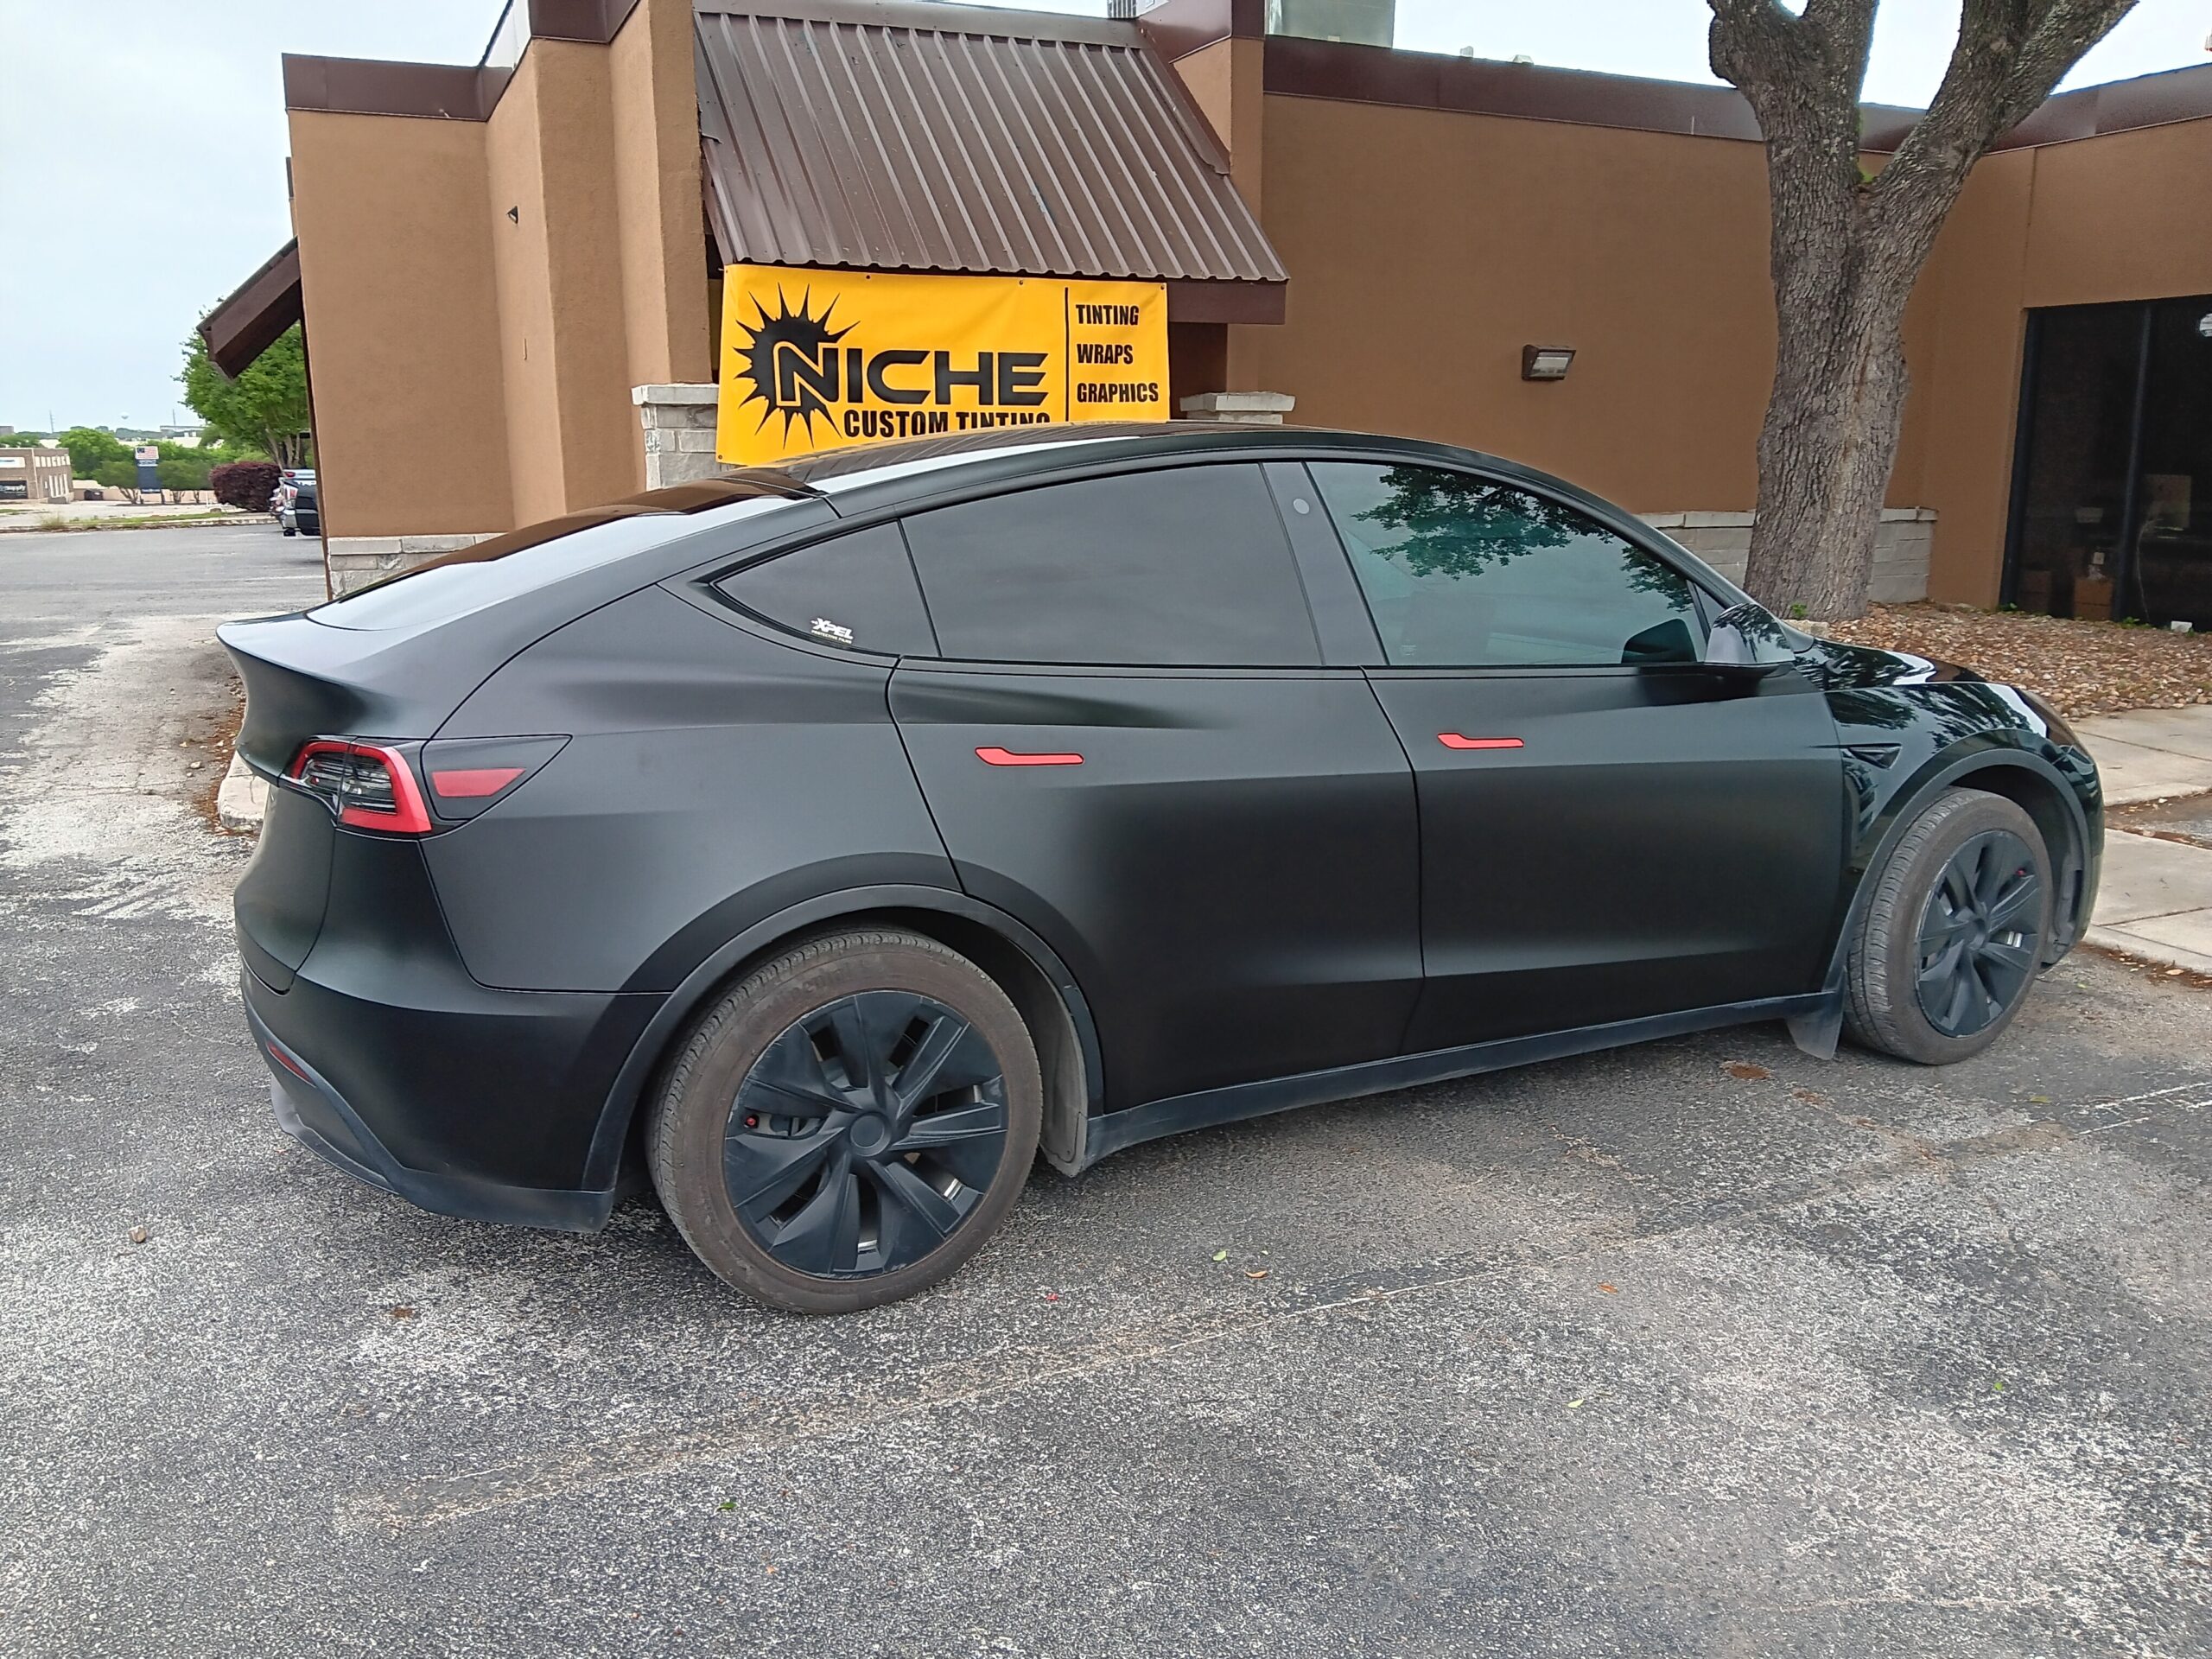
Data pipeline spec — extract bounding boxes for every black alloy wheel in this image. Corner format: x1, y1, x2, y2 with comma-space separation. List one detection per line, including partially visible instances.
1913, 830, 2043, 1039
648, 929, 1043, 1313
727, 991, 1010, 1278
1845, 788, 2054, 1065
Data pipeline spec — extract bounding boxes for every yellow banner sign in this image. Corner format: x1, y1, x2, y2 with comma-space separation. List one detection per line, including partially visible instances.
716, 264, 1169, 466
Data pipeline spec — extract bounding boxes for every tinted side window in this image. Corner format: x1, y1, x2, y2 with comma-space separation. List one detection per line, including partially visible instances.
716, 524, 938, 655
1309, 463, 1703, 669
900, 465, 1321, 666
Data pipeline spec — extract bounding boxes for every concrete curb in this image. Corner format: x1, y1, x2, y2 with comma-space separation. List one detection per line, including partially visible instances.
0, 514, 265, 535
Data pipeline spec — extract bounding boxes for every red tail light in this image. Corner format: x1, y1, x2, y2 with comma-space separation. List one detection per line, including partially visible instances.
289, 741, 434, 834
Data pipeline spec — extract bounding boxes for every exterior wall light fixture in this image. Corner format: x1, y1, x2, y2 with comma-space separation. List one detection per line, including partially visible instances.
1522, 346, 1575, 382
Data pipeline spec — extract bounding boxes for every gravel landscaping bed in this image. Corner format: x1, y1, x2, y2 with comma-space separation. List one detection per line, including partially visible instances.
1828, 603, 2212, 716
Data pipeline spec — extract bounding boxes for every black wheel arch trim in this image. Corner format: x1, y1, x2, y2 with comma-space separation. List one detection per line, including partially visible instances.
1821, 738, 2094, 999
582, 885, 1106, 1195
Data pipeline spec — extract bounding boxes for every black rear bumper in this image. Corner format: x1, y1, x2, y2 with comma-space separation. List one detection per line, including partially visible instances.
245, 983, 623, 1232
235, 827, 664, 1233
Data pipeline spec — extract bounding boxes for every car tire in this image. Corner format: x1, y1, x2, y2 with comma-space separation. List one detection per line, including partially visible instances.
1844, 788, 2053, 1065
647, 928, 1043, 1313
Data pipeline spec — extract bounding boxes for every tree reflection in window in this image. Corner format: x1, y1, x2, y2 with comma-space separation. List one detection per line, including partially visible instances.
1313, 461, 1707, 667
1354, 467, 1688, 601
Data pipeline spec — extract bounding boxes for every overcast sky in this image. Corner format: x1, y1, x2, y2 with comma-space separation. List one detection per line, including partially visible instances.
0, 0, 2204, 433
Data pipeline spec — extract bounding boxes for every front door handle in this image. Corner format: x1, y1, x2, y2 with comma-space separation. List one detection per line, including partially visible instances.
1437, 734, 1524, 751
976, 747, 1084, 767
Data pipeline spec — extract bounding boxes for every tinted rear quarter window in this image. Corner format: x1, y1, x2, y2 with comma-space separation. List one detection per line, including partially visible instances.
899, 464, 1321, 667
716, 524, 938, 655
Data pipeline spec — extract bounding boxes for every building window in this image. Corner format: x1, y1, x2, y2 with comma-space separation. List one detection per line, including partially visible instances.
2007, 293, 2212, 631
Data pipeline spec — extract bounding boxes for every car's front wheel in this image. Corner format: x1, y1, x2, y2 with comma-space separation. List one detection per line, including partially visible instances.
1845, 788, 2053, 1065
647, 929, 1042, 1313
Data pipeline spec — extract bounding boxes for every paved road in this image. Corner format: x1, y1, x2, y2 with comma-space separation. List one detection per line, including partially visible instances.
4, 527, 2209, 1658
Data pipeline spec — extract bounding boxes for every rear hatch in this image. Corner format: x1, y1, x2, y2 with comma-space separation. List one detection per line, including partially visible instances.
219, 486, 829, 992
221, 611, 498, 991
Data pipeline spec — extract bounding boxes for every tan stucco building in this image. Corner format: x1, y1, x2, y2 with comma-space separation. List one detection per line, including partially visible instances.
0, 446, 73, 505
202, 0, 2212, 626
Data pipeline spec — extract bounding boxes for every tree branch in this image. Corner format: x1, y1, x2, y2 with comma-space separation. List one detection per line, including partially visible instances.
1873, 0, 2138, 260
1708, 0, 1883, 297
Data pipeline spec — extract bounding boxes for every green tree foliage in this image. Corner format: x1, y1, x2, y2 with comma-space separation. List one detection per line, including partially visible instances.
91, 458, 141, 498
55, 427, 140, 494
156, 450, 214, 493
58, 426, 130, 477
48, 424, 264, 499
195, 439, 268, 467
179, 325, 313, 467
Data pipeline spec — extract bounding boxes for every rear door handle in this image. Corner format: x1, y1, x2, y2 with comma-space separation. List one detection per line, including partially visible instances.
1437, 734, 1523, 751
976, 747, 1084, 767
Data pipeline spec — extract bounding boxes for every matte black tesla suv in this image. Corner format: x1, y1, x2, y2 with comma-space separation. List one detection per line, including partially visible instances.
222, 425, 2101, 1312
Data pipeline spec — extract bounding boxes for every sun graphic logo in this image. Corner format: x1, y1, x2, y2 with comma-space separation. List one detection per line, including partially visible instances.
731, 288, 854, 443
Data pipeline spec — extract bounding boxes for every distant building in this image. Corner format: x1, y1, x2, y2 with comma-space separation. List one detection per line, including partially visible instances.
159, 424, 206, 447
0, 447, 73, 504
1266, 0, 1393, 48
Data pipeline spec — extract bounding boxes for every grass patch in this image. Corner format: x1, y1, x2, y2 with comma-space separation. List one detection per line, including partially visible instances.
0, 509, 262, 535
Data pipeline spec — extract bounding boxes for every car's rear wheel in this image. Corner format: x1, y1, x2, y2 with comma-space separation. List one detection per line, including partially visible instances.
647, 929, 1041, 1313
1845, 789, 2052, 1065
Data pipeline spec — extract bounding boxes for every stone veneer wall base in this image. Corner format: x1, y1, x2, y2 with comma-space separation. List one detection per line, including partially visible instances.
634, 384, 735, 491
1643, 508, 1934, 605
325, 532, 499, 597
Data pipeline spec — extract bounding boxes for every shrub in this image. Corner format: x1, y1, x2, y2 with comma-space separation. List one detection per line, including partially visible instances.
211, 460, 281, 512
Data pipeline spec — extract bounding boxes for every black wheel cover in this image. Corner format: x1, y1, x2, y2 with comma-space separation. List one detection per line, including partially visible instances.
722, 991, 1010, 1280
1914, 829, 2042, 1039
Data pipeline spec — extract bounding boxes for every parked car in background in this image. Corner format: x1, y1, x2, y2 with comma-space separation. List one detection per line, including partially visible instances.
273, 468, 315, 527
219, 423, 2102, 1313
280, 480, 319, 537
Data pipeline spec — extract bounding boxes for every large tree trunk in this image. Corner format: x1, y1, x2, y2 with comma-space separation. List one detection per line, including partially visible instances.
1710, 0, 2139, 620
1748, 265, 1914, 616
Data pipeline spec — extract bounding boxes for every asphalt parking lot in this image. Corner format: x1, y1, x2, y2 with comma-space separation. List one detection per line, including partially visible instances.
4, 527, 2209, 1658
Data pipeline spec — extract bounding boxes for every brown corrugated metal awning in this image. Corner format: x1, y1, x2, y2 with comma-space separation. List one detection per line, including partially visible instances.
695, 0, 1287, 322
199, 238, 303, 378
